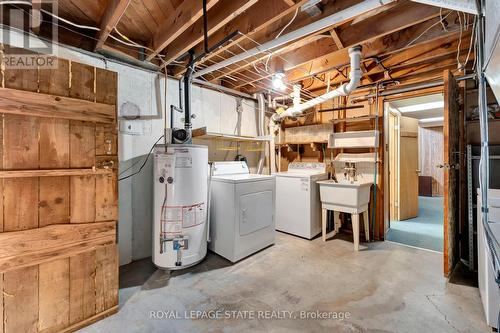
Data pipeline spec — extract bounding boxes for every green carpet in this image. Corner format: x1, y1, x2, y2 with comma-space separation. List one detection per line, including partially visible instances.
387, 196, 444, 252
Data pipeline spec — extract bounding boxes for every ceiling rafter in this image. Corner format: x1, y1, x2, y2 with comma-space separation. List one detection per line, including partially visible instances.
162, 0, 260, 64
94, 0, 131, 51
146, 0, 220, 61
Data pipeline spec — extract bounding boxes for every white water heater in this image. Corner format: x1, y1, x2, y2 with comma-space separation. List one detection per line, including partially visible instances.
153, 144, 208, 269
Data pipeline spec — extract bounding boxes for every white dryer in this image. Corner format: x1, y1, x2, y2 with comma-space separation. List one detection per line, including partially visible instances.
209, 161, 275, 262
275, 162, 328, 239
478, 189, 500, 329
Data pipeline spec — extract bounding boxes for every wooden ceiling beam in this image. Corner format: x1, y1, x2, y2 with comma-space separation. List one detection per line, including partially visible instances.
285, 11, 462, 83
94, 0, 131, 51
172, 0, 309, 76
162, 0, 259, 65
212, 1, 443, 85
146, 0, 220, 61
329, 28, 344, 49
225, 12, 464, 92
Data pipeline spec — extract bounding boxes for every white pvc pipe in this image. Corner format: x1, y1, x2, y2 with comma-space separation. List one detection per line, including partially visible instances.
274, 46, 362, 120
193, 0, 394, 78
256, 93, 266, 174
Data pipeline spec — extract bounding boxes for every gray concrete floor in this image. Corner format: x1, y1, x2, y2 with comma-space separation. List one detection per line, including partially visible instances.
80, 233, 490, 333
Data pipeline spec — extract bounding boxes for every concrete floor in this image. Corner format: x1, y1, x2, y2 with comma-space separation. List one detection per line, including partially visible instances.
81, 233, 490, 333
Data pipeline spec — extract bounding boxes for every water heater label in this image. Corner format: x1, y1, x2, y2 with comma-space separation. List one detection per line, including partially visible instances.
174, 148, 192, 168
183, 202, 206, 228
162, 206, 183, 235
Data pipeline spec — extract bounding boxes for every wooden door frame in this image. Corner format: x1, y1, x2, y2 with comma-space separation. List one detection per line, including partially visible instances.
383, 87, 444, 238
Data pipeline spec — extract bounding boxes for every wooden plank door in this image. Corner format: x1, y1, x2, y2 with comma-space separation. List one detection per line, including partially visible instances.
0, 46, 119, 333
398, 116, 419, 220
443, 70, 460, 277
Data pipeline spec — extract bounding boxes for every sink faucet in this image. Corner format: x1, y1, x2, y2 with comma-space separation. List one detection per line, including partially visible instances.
344, 162, 357, 183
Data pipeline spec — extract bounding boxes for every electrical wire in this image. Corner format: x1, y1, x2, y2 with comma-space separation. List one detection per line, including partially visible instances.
265, 7, 299, 71
404, 11, 453, 49
118, 135, 164, 181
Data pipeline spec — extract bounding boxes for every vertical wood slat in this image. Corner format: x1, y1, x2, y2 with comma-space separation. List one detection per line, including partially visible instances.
96, 173, 118, 222
70, 62, 95, 102
4, 266, 39, 333
38, 259, 70, 333
70, 176, 96, 223
69, 252, 96, 325
70, 121, 96, 168
95, 244, 118, 313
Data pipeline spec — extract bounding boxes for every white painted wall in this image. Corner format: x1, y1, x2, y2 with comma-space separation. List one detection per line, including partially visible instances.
3, 29, 262, 265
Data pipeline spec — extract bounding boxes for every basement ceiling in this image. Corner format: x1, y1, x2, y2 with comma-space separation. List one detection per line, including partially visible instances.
1, 0, 476, 100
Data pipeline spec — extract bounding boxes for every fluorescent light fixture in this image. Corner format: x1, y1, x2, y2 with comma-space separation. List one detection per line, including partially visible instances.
398, 101, 444, 113
272, 72, 287, 91
419, 116, 444, 123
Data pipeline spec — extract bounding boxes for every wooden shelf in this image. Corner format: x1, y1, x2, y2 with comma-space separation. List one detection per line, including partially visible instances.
192, 127, 270, 142
0, 168, 113, 179
330, 115, 377, 124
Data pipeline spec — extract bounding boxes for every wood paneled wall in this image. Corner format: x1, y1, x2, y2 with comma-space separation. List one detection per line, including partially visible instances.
418, 126, 444, 196
0, 45, 118, 333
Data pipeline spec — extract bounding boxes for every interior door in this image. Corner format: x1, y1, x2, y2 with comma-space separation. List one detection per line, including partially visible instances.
398, 116, 419, 220
443, 70, 460, 277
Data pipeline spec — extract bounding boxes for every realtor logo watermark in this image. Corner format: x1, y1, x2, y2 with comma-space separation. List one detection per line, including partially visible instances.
0, 0, 58, 69
149, 310, 352, 321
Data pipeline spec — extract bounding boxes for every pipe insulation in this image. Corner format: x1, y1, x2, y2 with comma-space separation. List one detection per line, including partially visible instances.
256, 93, 266, 174
193, 0, 394, 78
273, 46, 362, 121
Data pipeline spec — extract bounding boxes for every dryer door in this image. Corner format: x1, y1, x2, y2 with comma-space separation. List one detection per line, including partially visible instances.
239, 191, 274, 236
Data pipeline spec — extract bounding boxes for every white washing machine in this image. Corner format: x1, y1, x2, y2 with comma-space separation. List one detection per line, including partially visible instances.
275, 162, 328, 239
478, 189, 500, 329
209, 161, 275, 262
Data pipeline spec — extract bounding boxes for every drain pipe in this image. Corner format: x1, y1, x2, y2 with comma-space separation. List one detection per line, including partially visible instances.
256, 93, 266, 174
272, 45, 362, 121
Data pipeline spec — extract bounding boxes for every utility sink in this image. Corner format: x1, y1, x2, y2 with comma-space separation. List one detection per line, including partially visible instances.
317, 179, 372, 211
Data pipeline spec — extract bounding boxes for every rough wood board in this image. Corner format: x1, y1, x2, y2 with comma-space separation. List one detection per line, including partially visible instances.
3, 45, 39, 92
4, 266, 39, 333
70, 62, 95, 102
39, 118, 70, 168
70, 121, 96, 168
70, 176, 96, 223
69, 252, 97, 325
3, 114, 39, 169
443, 70, 460, 277
3, 178, 39, 231
95, 68, 117, 105
0, 221, 116, 273
39, 258, 70, 333
95, 244, 118, 313
0, 168, 112, 178
39, 176, 70, 226
279, 123, 332, 144
95, 124, 118, 156
96, 173, 118, 222
0, 88, 115, 124
38, 58, 70, 97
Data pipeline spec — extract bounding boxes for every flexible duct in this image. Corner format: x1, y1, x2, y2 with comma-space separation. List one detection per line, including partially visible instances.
256, 93, 266, 174
272, 45, 362, 121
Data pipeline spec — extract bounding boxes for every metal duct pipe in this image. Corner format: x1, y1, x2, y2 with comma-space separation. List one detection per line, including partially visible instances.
193, 0, 394, 78
256, 93, 266, 174
183, 50, 195, 140
273, 45, 362, 121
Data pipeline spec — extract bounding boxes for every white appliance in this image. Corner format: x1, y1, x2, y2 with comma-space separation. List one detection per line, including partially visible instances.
478, 189, 500, 329
153, 144, 209, 270
209, 161, 275, 262
275, 162, 328, 239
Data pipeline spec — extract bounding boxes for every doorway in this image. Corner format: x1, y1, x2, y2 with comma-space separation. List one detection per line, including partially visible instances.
385, 93, 445, 252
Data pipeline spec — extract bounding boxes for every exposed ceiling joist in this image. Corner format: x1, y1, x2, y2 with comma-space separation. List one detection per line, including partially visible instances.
172, 0, 311, 75
411, 0, 478, 14
329, 28, 344, 49
146, 0, 219, 61
163, 0, 259, 64
94, 0, 131, 51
